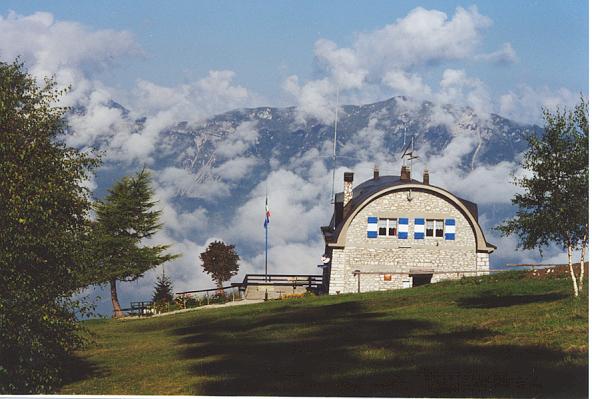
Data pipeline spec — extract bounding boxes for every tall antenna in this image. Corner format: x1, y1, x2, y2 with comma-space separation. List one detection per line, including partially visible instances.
330, 85, 340, 204
400, 112, 412, 167
402, 125, 407, 167
410, 135, 415, 176
401, 134, 419, 175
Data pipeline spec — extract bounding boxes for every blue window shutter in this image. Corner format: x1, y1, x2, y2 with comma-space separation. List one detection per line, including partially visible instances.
445, 218, 456, 240
414, 218, 425, 239
398, 218, 408, 239
367, 216, 378, 238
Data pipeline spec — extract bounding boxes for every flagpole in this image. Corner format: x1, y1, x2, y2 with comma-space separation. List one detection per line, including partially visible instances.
264, 190, 269, 301
265, 187, 268, 282
265, 213, 268, 281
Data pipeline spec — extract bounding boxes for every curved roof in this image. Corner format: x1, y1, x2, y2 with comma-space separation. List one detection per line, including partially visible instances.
324, 175, 496, 253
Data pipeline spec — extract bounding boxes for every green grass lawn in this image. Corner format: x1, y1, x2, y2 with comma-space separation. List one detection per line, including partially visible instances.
60, 271, 588, 397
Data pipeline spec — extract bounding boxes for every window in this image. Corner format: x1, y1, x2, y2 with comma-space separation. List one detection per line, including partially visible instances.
426, 219, 444, 237
378, 218, 397, 237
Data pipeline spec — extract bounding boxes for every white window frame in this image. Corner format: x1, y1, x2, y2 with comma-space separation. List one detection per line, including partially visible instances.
425, 219, 444, 238
378, 218, 397, 237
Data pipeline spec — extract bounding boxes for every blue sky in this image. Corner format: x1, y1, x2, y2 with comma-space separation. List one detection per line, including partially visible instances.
1, 1, 587, 109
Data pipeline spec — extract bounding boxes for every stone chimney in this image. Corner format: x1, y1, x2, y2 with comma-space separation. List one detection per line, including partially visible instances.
423, 169, 429, 185
400, 165, 411, 182
373, 165, 379, 180
343, 172, 354, 206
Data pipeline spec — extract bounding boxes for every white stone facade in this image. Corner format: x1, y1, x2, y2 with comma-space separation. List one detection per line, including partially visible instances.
328, 189, 490, 294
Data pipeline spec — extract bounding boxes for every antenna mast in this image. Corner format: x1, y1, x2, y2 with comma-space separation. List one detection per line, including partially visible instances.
330, 86, 339, 204
401, 133, 418, 175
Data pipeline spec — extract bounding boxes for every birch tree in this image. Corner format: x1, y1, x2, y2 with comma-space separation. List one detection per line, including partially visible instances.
497, 97, 588, 297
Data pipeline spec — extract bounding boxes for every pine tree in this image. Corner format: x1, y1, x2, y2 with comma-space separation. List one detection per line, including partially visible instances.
152, 270, 174, 304
92, 169, 179, 317
497, 97, 588, 297
200, 241, 240, 295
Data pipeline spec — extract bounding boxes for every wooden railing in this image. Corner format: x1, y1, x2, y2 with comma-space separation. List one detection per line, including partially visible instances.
175, 286, 234, 296
232, 274, 324, 293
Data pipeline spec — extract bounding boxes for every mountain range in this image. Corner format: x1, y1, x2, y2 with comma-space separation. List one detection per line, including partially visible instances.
84, 96, 546, 314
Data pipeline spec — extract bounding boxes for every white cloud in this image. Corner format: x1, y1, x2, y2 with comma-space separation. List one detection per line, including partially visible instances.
499, 85, 581, 124
283, 75, 337, 124
436, 69, 492, 118
228, 169, 330, 247
0, 11, 262, 165
212, 156, 259, 181
156, 166, 230, 200
433, 161, 520, 204
314, 38, 367, 89
0, 10, 141, 86
353, 6, 491, 72
476, 42, 518, 64
215, 121, 259, 158
131, 71, 253, 123
244, 242, 323, 276
283, 6, 508, 122
67, 86, 132, 147
382, 70, 432, 99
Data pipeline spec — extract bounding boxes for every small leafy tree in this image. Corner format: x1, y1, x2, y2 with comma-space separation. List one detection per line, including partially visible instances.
92, 169, 179, 317
0, 60, 99, 393
497, 97, 588, 297
572, 99, 589, 292
200, 241, 240, 295
152, 270, 174, 306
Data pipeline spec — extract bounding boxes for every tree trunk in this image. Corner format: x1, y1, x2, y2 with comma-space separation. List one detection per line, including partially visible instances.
110, 279, 125, 318
579, 241, 587, 292
216, 281, 224, 297
567, 244, 579, 297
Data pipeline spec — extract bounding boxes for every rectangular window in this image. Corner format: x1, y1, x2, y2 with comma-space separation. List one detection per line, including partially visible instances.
435, 220, 444, 237
426, 219, 434, 237
378, 218, 397, 237
388, 219, 397, 237
426, 219, 445, 238
378, 218, 387, 236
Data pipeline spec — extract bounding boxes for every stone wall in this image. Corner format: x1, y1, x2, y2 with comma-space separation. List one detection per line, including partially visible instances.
328, 188, 489, 294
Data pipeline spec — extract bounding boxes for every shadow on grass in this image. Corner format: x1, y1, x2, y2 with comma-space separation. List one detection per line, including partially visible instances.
60, 355, 107, 390
457, 292, 569, 309
172, 300, 588, 397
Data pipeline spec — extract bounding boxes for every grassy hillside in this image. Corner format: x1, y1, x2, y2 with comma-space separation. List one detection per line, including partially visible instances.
61, 271, 588, 397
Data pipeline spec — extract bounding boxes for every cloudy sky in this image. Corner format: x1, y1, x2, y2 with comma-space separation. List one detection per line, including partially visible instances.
1, 1, 588, 315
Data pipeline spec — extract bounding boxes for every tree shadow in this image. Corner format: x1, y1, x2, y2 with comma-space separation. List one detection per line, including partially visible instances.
171, 300, 588, 397
457, 292, 568, 309
59, 354, 108, 391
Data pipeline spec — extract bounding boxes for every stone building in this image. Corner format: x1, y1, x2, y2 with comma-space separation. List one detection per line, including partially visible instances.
320, 166, 496, 294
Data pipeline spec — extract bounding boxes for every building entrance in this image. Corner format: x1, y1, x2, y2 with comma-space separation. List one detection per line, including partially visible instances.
411, 273, 433, 287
